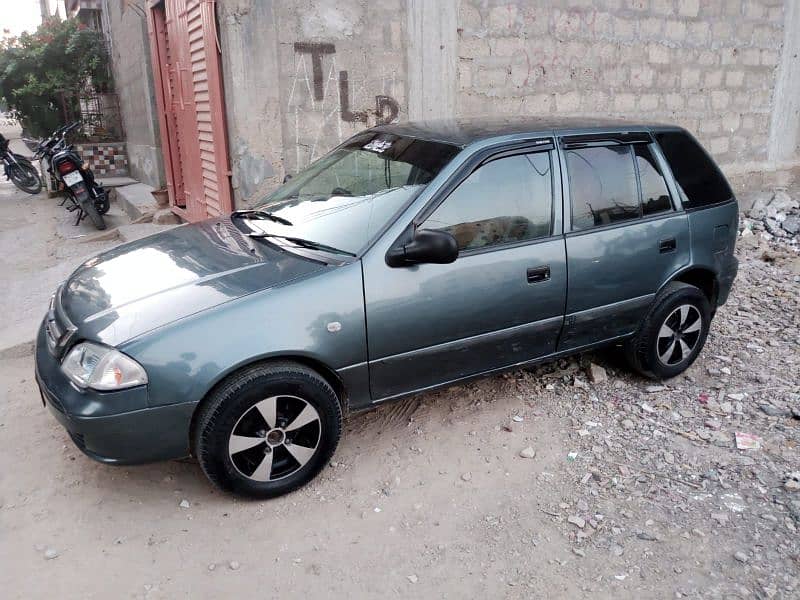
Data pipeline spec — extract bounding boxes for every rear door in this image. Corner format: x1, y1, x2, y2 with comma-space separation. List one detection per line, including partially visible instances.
363, 143, 567, 401
558, 134, 690, 350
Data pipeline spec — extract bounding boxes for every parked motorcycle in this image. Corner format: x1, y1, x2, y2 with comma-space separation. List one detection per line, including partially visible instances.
0, 133, 42, 194
27, 122, 109, 230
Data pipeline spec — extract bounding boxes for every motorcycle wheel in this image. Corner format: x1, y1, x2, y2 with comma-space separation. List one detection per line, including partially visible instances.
9, 163, 42, 194
93, 188, 110, 215
80, 199, 107, 230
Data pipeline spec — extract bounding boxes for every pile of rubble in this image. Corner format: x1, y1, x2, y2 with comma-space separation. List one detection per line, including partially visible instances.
516, 205, 800, 597
741, 188, 800, 243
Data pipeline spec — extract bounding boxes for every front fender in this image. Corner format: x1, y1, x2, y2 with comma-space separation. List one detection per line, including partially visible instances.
120, 260, 368, 409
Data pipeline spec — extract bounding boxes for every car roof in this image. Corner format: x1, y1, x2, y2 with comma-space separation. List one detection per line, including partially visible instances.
372, 116, 680, 147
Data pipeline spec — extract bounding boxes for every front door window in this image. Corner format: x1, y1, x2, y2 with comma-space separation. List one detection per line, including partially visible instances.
422, 152, 553, 252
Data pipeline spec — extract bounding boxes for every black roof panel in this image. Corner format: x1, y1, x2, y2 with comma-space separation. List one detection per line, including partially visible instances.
373, 116, 678, 147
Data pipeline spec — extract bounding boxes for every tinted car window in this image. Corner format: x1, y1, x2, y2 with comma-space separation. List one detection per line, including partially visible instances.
422, 152, 553, 251
654, 131, 733, 208
634, 144, 672, 216
567, 145, 639, 230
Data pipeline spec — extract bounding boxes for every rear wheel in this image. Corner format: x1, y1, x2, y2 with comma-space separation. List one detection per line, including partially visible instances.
194, 361, 342, 499
625, 282, 711, 379
80, 199, 106, 230
93, 188, 110, 215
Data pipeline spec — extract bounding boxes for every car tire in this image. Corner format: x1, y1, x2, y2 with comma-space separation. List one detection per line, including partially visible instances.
194, 361, 342, 499
625, 282, 711, 380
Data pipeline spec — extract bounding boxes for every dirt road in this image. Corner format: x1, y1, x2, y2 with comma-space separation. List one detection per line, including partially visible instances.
1, 179, 798, 599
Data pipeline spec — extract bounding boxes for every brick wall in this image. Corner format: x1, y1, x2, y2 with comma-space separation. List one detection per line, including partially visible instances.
212, 0, 796, 207
458, 0, 784, 175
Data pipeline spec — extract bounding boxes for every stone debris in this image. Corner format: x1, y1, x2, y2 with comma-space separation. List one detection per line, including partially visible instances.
526, 193, 800, 597
587, 363, 607, 383
179, 499, 190, 509
406, 574, 418, 584
43, 548, 58, 560
519, 446, 536, 459
734, 431, 762, 450
460, 472, 472, 482
228, 561, 240, 571
567, 515, 586, 529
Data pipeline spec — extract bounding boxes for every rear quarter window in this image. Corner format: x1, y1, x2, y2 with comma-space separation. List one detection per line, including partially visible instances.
655, 131, 734, 209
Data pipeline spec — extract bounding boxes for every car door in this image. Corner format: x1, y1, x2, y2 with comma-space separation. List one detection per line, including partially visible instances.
558, 134, 691, 350
362, 143, 567, 402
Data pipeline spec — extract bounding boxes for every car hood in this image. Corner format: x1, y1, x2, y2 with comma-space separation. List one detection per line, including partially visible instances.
60, 218, 328, 346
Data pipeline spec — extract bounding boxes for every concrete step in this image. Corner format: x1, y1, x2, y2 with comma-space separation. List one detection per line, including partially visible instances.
97, 176, 138, 188
112, 182, 159, 221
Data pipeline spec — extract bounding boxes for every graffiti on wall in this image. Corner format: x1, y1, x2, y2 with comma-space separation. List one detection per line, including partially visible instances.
292, 42, 400, 126
286, 41, 402, 169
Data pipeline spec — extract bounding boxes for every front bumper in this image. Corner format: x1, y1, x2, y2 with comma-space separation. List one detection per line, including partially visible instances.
35, 320, 196, 465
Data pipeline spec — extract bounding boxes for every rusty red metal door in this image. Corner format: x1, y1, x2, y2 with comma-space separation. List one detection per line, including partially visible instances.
148, 0, 232, 221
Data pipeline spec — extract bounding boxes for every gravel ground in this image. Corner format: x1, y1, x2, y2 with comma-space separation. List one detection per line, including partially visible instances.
0, 182, 798, 599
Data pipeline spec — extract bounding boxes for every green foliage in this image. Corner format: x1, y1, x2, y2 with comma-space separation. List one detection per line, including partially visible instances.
0, 19, 111, 137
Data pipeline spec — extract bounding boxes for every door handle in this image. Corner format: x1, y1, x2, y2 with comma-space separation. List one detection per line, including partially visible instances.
527, 265, 550, 283
659, 238, 676, 253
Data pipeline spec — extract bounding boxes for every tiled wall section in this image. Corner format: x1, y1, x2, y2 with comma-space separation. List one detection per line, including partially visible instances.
74, 143, 129, 177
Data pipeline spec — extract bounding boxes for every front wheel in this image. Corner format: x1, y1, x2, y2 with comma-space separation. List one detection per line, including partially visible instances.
8, 163, 42, 194
194, 361, 342, 499
625, 282, 711, 379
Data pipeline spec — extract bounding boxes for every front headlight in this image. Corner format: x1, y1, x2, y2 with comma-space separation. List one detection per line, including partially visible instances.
61, 342, 148, 391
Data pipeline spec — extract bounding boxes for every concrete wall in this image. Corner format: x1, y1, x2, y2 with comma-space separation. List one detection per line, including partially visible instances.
214, 0, 799, 208
218, 0, 408, 205
106, 0, 800, 207
103, 0, 165, 188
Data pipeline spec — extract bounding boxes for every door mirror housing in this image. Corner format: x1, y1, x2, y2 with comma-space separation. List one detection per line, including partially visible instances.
386, 229, 459, 267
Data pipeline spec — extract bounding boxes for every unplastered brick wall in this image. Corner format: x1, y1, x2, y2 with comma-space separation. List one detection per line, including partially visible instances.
457, 0, 784, 174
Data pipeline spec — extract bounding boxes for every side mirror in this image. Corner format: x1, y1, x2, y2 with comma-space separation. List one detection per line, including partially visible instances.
283, 173, 293, 183
385, 229, 459, 267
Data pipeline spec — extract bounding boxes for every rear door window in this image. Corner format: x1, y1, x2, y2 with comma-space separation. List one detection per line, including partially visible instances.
566, 145, 639, 231
654, 131, 734, 209
634, 144, 672, 216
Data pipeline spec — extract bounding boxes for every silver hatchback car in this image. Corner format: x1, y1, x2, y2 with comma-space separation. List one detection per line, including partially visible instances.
36, 118, 738, 498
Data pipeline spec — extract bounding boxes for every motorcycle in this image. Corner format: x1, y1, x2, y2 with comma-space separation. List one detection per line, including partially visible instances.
28, 122, 109, 230
0, 133, 42, 194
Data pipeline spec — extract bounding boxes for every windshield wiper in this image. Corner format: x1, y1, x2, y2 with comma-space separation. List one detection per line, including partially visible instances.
231, 209, 293, 226
248, 233, 356, 257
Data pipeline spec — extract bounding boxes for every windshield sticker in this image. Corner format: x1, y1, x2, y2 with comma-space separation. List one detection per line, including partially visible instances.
363, 139, 393, 153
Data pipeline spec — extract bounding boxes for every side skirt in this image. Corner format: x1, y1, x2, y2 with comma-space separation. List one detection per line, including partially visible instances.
366, 332, 633, 408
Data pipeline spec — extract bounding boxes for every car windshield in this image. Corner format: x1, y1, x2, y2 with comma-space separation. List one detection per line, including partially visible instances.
242, 132, 460, 255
